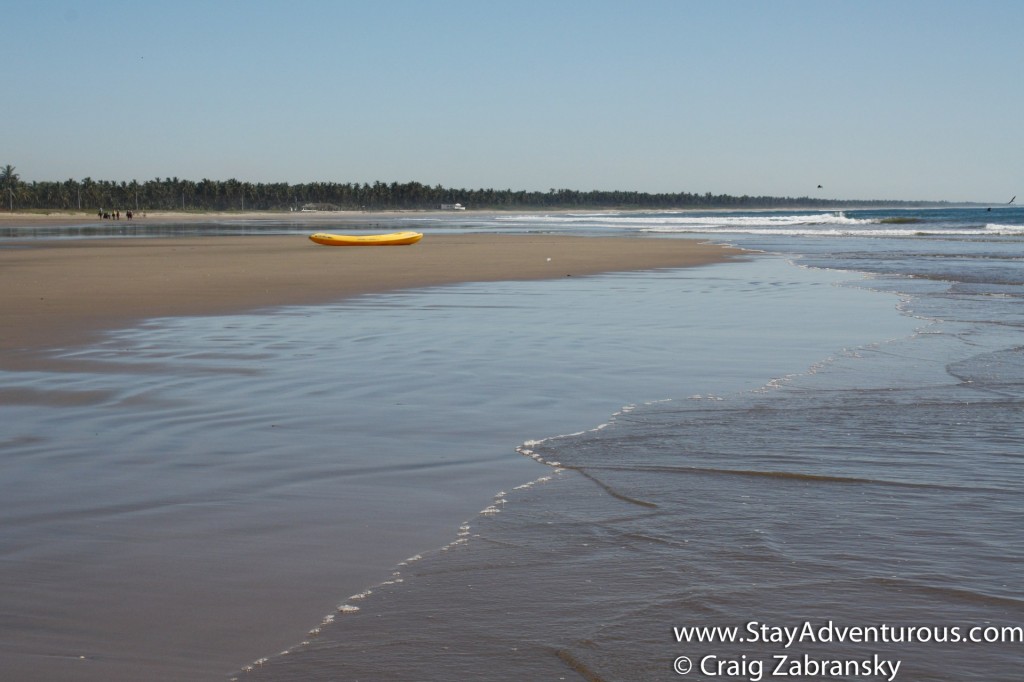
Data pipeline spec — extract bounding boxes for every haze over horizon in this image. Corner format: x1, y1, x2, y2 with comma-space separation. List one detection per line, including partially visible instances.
4, 1, 1022, 204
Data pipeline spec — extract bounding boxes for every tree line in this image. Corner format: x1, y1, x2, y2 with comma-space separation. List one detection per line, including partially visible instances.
1, 167, 949, 212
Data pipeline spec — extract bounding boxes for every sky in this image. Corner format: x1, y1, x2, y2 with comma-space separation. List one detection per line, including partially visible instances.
3, 0, 1022, 202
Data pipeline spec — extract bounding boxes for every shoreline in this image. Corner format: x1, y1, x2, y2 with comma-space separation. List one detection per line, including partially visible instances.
1, 226, 745, 680
0, 202, 956, 230
0, 233, 742, 368
0, 209, 467, 227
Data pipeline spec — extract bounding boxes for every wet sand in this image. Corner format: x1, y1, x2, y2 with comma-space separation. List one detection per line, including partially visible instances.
1, 221, 744, 680
0, 230, 741, 365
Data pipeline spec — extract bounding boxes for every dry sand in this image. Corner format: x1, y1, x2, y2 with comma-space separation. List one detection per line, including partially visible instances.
1, 226, 742, 364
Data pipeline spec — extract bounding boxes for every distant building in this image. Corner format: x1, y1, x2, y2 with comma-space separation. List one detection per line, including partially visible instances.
440, 203, 466, 210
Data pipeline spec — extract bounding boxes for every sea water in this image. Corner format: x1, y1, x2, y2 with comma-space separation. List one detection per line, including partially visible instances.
239, 206, 1024, 681
3, 207, 1023, 680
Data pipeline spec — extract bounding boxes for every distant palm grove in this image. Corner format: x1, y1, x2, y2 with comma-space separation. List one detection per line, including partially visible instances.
2, 169, 946, 212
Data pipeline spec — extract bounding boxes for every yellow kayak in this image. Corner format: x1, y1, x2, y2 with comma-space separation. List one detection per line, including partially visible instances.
309, 231, 423, 246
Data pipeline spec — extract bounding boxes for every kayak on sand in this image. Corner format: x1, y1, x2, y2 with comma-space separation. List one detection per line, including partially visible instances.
308, 231, 423, 246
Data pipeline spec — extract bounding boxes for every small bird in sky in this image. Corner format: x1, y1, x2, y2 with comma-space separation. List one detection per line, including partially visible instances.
817, 184, 823, 189
1010, 195, 1016, 204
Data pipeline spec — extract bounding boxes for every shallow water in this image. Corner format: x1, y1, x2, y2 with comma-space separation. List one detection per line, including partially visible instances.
0, 253, 912, 680
5, 206, 1022, 681
238, 207, 1024, 681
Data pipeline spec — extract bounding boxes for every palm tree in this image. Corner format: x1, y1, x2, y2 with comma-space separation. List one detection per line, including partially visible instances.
128, 179, 140, 210
1, 164, 19, 212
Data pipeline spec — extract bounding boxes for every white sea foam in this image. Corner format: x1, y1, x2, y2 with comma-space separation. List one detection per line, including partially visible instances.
495, 210, 1024, 238
498, 211, 873, 229
985, 223, 1024, 234
496, 211, 868, 226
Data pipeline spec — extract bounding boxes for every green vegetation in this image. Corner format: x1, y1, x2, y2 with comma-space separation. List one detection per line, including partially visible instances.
1, 165, 19, 212
1, 169, 959, 212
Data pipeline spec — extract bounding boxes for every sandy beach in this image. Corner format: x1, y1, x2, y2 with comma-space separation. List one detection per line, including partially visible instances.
10, 208, 1013, 681
0, 209, 449, 227
0, 215, 741, 364
1, 214, 746, 680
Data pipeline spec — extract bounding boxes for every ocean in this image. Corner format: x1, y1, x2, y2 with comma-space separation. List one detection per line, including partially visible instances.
2, 206, 1022, 680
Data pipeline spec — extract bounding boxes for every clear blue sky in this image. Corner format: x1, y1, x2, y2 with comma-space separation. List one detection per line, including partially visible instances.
4, 0, 1022, 202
